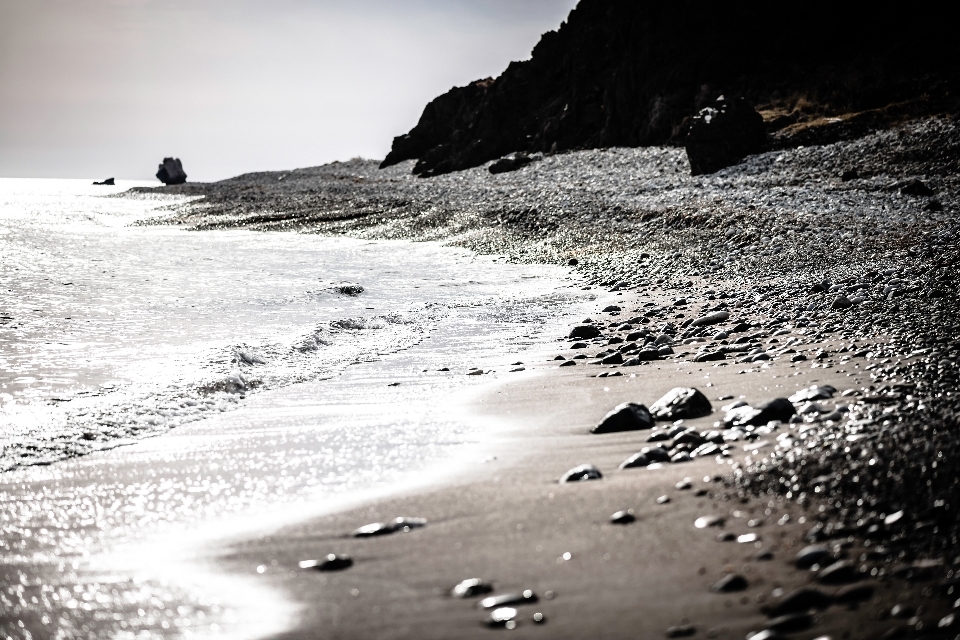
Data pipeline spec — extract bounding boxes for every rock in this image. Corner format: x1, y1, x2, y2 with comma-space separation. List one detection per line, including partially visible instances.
610, 509, 635, 524
684, 97, 767, 175
559, 464, 602, 483
533, 612, 547, 624
900, 178, 934, 196
788, 385, 836, 403
601, 352, 624, 365
833, 583, 875, 605
298, 554, 353, 571
452, 578, 494, 598
691, 310, 730, 326
486, 607, 518, 628
603, 305, 622, 312
831, 295, 852, 309
890, 604, 915, 619
620, 446, 670, 468
763, 588, 832, 616
712, 573, 748, 592
924, 199, 943, 211
790, 353, 807, 362
569, 325, 601, 339
656, 495, 671, 504
763, 613, 813, 633
479, 591, 539, 609
795, 545, 832, 569
156, 157, 187, 185
695, 515, 725, 529
592, 402, 654, 433
841, 168, 859, 181
817, 561, 859, 584
649, 387, 713, 420
725, 398, 795, 427
559, 360, 577, 367
334, 283, 364, 296
634, 349, 662, 361
746, 631, 785, 640
92, 177, 115, 186
489, 152, 534, 174
626, 331, 646, 341
694, 350, 726, 362
666, 624, 696, 637
568, 258, 579, 266
354, 522, 396, 537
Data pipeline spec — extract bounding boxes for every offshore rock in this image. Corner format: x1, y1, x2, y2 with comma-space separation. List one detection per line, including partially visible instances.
683, 96, 766, 175
156, 157, 187, 185
592, 402, 654, 433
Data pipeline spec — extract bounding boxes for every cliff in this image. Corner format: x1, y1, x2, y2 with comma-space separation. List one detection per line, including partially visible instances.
381, 0, 959, 177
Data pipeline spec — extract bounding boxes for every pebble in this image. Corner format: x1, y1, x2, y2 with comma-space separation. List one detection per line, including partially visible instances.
533, 612, 547, 624
764, 588, 832, 616
452, 578, 494, 598
695, 515, 725, 529
656, 495, 671, 504
610, 509, 636, 524
763, 613, 813, 633
816, 561, 859, 584
692, 311, 730, 326
745, 631, 784, 640
480, 591, 539, 609
666, 624, 697, 637
559, 464, 603, 483
486, 607, 518, 628
298, 554, 353, 571
559, 360, 577, 367
712, 574, 748, 592
833, 583, 874, 605
795, 545, 831, 569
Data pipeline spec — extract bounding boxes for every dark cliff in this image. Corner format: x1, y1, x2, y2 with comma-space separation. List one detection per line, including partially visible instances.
381, 0, 959, 177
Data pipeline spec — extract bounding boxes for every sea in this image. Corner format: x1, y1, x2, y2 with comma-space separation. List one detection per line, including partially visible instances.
0, 178, 595, 639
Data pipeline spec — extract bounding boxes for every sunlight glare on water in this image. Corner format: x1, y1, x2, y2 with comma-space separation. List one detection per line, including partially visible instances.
0, 178, 593, 639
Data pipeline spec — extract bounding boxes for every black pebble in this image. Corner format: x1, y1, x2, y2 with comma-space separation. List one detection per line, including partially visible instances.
711, 574, 748, 592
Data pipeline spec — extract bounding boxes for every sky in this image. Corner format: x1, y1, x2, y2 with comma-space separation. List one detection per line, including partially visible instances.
0, 0, 578, 181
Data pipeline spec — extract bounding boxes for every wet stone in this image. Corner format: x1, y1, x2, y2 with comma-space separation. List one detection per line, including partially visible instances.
452, 578, 494, 598
559, 464, 602, 483
299, 554, 353, 572
712, 574, 748, 592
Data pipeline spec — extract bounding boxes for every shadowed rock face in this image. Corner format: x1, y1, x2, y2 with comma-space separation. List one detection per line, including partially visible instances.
380, 0, 959, 177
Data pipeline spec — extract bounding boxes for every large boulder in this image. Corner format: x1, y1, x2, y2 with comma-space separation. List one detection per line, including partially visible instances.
683, 97, 767, 175
156, 158, 187, 185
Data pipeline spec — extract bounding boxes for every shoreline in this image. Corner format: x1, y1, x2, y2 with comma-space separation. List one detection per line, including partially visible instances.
220, 285, 957, 639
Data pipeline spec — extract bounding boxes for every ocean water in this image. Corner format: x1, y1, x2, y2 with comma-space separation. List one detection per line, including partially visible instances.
0, 179, 594, 638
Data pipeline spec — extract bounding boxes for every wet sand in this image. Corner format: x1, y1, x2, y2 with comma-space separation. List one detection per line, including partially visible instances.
221, 290, 954, 639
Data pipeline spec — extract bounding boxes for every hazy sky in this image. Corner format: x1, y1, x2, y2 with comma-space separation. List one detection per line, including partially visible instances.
0, 0, 577, 181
